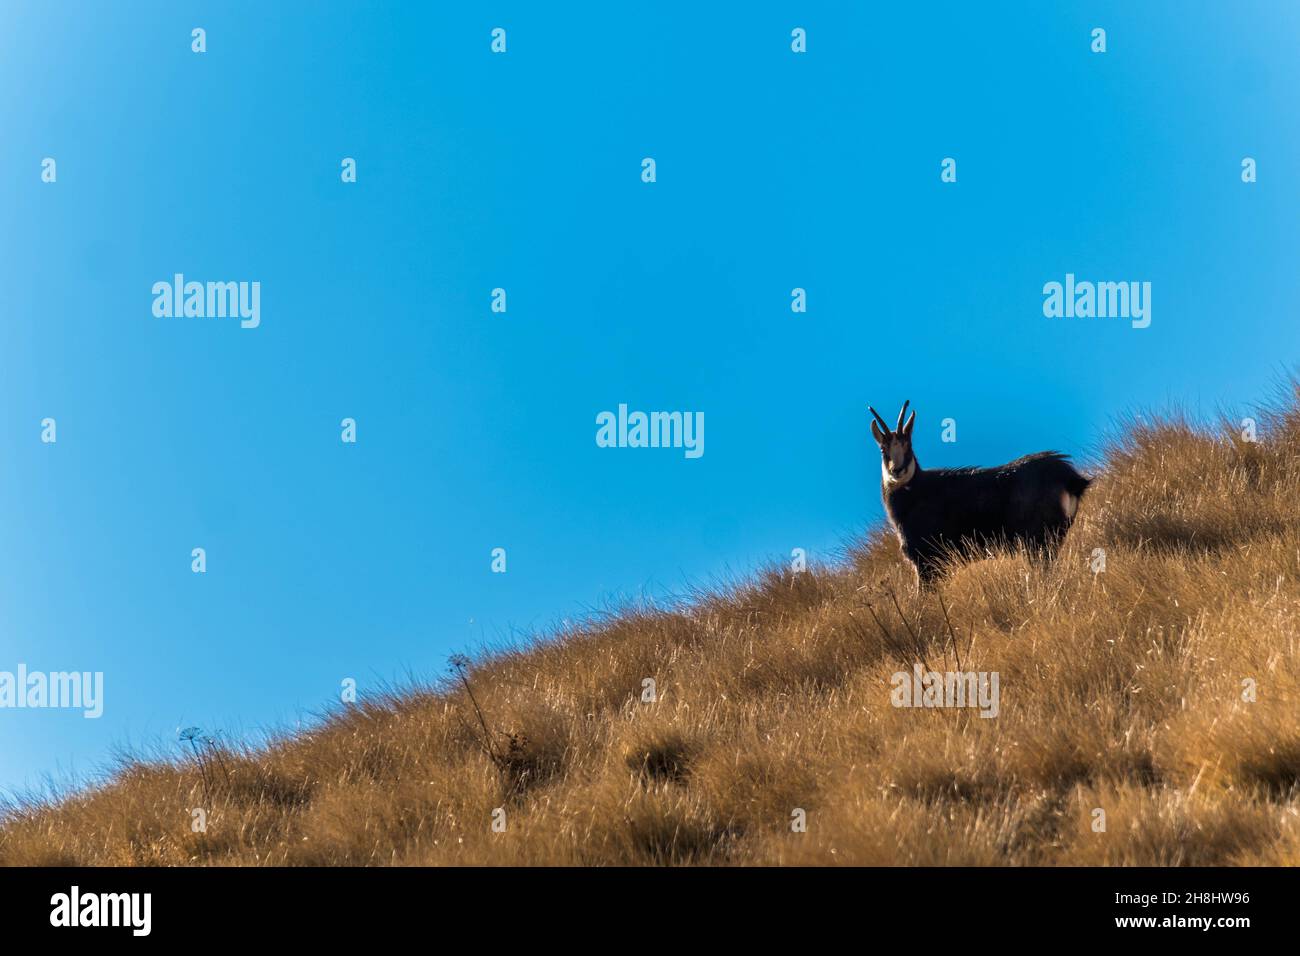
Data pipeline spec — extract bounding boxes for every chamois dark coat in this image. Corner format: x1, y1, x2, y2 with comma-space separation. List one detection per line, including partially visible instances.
869, 402, 1090, 584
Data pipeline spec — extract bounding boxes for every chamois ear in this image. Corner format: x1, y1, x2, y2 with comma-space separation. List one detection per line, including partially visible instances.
870, 418, 886, 445
902, 409, 915, 437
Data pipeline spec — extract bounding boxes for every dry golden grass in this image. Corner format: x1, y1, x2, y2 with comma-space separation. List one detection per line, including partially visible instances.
4, 392, 1300, 866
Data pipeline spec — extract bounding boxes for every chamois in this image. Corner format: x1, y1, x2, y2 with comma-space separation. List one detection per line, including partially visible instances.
869, 401, 1091, 584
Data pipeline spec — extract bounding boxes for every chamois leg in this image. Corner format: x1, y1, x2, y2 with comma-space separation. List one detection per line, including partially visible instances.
912, 557, 942, 591
1025, 523, 1068, 571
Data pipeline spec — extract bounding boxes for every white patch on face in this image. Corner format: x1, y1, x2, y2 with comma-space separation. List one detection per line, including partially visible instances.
887, 458, 916, 486
1061, 491, 1078, 520
882, 438, 916, 486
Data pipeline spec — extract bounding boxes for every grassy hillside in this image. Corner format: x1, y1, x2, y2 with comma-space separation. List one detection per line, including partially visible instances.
4, 394, 1300, 866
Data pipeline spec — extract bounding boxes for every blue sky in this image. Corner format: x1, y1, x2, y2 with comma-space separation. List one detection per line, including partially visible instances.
2, 2, 1298, 795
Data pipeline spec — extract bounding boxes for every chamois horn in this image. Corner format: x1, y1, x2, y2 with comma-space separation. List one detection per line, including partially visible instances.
896, 400, 911, 433
868, 406, 892, 435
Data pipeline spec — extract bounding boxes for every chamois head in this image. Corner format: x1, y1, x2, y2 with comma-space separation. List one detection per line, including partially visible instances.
869, 401, 917, 486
